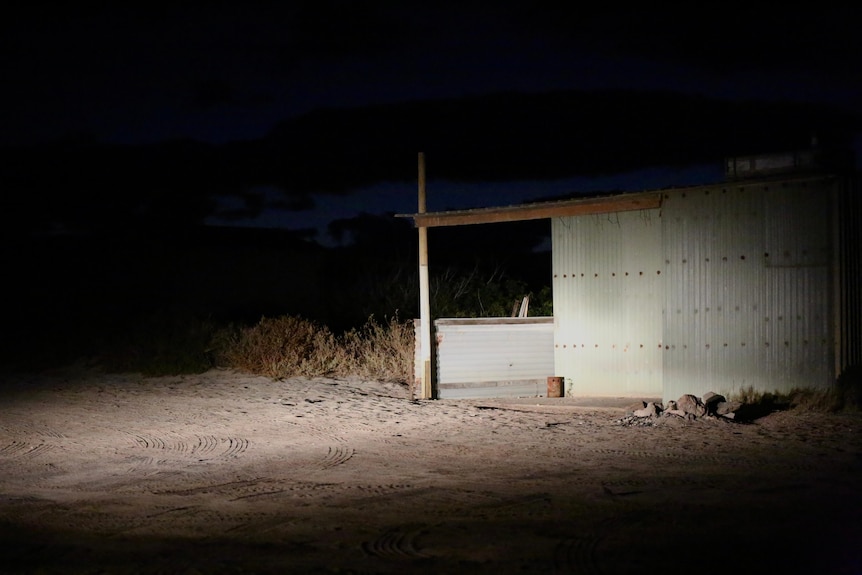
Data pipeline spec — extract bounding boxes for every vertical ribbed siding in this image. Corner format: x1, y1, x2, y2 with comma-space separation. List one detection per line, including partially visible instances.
552, 209, 663, 397
662, 180, 834, 402
434, 318, 555, 399
839, 175, 862, 375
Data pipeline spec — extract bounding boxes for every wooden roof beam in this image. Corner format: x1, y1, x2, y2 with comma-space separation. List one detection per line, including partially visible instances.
397, 191, 662, 228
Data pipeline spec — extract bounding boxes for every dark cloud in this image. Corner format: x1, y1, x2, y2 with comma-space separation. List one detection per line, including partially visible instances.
610, 8, 860, 73
189, 78, 236, 111
260, 90, 859, 187
1, 3, 860, 241
3, 3, 860, 146
2, 89, 857, 240
1, 3, 860, 337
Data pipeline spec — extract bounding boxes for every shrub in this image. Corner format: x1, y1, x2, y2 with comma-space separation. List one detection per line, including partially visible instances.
213, 313, 414, 382
214, 315, 343, 378
333, 262, 553, 323
731, 380, 859, 414
338, 315, 414, 381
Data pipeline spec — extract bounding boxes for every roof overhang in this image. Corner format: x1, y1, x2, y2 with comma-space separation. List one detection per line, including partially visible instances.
397, 190, 662, 228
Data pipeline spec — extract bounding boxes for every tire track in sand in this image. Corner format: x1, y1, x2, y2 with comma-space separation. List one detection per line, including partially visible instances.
129, 432, 249, 460
281, 420, 357, 471
0, 440, 57, 460
361, 525, 432, 560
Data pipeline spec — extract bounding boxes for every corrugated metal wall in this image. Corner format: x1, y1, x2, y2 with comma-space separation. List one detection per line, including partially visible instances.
420, 174, 854, 402
552, 176, 842, 402
434, 317, 554, 399
662, 179, 835, 401
552, 209, 664, 397
838, 176, 862, 376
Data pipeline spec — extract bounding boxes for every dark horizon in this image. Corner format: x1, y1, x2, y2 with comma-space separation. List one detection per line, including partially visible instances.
4, 4, 861, 244
3, 89, 859, 244
4, 4, 862, 370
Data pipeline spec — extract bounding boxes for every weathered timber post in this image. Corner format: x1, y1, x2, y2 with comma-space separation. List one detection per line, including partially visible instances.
417, 152, 432, 399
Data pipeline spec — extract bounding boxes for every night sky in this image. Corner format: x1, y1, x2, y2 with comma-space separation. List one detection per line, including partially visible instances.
2, 3, 862, 355
6, 4, 856, 146
3, 3, 861, 240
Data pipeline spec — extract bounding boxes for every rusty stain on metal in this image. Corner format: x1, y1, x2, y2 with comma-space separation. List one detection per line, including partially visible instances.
546, 377, 563, 398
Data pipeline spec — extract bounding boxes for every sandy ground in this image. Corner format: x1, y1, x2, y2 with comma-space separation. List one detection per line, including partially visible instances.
0, 367, 860, 575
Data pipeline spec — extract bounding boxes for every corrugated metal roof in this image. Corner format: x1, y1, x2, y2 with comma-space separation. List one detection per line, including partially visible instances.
396, 173, 841, 229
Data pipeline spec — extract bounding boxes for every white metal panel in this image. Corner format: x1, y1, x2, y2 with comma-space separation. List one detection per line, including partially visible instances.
552, 209, 663, 397
661, 180, 834, 402
434, 318, 555, 399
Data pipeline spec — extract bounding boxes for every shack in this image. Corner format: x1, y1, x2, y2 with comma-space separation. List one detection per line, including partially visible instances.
401, 146, 862, 402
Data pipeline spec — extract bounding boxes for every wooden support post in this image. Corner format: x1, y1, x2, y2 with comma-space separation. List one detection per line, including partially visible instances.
418, 153, 432, 399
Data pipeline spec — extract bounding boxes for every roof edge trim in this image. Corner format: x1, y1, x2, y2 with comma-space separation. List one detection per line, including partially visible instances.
396, 191, 662, 228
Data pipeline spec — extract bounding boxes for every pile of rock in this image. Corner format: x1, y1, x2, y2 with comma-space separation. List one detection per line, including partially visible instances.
618, 392, 744, 426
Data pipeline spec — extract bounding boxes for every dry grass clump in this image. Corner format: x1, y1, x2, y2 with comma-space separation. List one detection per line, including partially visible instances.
216, 315, 341, 378
339, 316, 415, 381
732, 375, 861, 414
215, 314, 414, 382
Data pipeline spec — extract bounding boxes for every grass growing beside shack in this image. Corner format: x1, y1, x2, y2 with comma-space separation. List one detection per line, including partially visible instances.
213, 314, 414, 382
